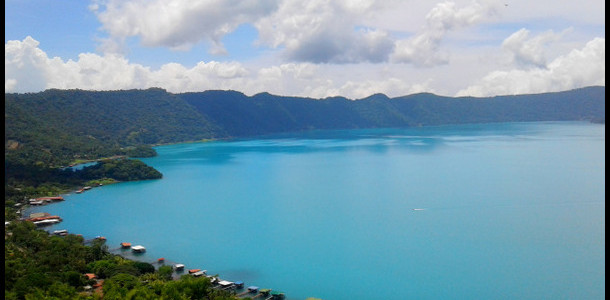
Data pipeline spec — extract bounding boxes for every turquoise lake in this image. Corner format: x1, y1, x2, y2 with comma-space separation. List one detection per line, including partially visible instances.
28, 121, 605, 300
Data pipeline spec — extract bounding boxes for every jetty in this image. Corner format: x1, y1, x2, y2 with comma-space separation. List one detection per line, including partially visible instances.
37, 224, 286, 299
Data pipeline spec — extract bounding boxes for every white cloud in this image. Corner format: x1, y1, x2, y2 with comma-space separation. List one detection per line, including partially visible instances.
5, 36, 49, 92
502, 28, 567, 68
5, 36, 250, 93
391, 0, 502, 66
254, 0, 395, 63
94, 0, 503, 66
93, 0, 280, 54
456, 37, 605, 96
5, 34, 604, 99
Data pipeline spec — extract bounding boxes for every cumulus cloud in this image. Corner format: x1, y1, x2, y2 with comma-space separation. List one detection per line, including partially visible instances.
254, 0, 395, 63
4, 36, 249, 93
456, 37, 605, 96
502, 28, 567, 68
5, 36, 429, 99
89, 0, 506, 67
391, 0, 501, 66
92, 0, 279, 54
5, 35, 604, 99
5, 36, 49, 92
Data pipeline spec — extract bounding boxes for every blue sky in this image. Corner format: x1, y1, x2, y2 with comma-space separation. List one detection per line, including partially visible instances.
5, 0, 605, 98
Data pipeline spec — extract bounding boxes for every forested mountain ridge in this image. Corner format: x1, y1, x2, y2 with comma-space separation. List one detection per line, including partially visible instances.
5, 86, 605, 166
5, 88, 223, 166
182, 86, 605, 136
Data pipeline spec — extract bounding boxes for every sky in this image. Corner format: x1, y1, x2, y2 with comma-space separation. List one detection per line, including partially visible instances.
5, 0, 606, 99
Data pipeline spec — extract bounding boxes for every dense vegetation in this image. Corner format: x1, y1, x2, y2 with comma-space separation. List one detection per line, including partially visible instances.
6, 86, 604, 168
5, 221, 241, 299
182, 86, 605, 137
5, 159, 162, 221
5, 88, 221, 167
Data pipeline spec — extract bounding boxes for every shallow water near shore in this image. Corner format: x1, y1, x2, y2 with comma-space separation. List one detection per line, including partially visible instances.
28, 121, 605, 300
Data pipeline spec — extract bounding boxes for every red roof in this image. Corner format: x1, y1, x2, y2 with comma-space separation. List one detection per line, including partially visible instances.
36, 196, 64, 201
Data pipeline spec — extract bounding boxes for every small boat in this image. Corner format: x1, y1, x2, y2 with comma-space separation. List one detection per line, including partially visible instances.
52, 229, 68, 236
131, 245, 146, 253
413, 208, 425, 211
218, 280, 234, 286
188, 269, 201, 274
33, 219, 61, 226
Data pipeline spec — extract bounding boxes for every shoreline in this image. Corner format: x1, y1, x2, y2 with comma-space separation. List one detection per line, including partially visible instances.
20, 194, 279, 299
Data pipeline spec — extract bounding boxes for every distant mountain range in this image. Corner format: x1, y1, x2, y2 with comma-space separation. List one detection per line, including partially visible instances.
5, 86, 605, 165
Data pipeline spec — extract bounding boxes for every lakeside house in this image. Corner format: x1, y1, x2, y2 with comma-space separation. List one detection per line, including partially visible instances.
29, 197, 64, 206
26, 215, 62, 222
29, 212, 50, 218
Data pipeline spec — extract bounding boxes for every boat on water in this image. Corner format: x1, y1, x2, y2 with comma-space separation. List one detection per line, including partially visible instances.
131, 245, 146, 253
413, 208, 426, 211
218, 280, 235, 290
33, 219, 62, 226
174, 264, 185, 271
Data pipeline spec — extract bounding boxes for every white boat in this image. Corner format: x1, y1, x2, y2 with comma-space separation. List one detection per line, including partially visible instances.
218, 280, 234, 288
174, 264, 185, 270
52, 229, 68, 235
131, 245, 146, 253
413, 208, 425, 211
33, 219, 61, 226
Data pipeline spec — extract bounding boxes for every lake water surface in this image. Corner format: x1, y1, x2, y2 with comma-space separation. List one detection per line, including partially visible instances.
28, 121, 605, 300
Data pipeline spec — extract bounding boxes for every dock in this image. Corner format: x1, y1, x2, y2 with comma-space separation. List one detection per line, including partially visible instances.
77, 233, 286, 299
